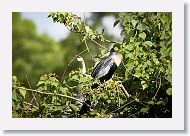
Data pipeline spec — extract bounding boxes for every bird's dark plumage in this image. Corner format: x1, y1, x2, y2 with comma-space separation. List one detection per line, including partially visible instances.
91, 49, 123, 82
77, 100, 91, 117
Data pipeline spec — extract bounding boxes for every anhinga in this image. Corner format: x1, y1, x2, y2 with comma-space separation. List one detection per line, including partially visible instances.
91, 48, 123, 82
74, 93, 91, 117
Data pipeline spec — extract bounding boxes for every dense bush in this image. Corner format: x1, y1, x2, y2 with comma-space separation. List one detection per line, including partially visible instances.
12, 12, 172, 118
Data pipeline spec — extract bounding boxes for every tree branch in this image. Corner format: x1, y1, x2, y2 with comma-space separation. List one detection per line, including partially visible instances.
15, 86, 87, 106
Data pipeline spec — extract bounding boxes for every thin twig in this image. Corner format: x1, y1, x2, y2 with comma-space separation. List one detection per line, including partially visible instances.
61, 49, 88, 83
84, 39, 93, 58
26, 75, 39, 108
83, 13, 93, 58
23, 101, 38, 109
128, 111, 140, 118
117, 82, 147, 107
92, 39, 109, 51
64, 83, 77, 90
26, 75, 31, 89
153, 75, 162, 99
109, 100, 135, 114
117, 83, 131, 98
104, 39, 122, 45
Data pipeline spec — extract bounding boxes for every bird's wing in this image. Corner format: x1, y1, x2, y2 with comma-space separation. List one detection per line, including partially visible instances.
91, 57, 114, 78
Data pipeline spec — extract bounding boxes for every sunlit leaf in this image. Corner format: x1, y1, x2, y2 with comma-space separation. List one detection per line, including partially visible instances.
140, 107, 149, 113
166, 88, 172, 95
139, 32, 146, 40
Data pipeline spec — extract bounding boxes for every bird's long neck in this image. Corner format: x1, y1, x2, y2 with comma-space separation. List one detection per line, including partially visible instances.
81, 60, 86, 74
111, 53, 123, 67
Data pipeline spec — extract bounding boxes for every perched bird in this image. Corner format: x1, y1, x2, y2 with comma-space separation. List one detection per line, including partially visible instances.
74, 93, 91, 117
91, 48, 123, 82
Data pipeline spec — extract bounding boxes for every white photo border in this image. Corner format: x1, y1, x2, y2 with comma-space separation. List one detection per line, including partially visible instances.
0, 0, 184, 130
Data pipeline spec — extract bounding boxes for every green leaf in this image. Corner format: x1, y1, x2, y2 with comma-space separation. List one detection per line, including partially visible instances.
12, 76, 17, 86
60, 87, 68, 94
141, 80, 148, 90
12, 90, 17, 100
140, 107, 149, 113
70, 104, 78, 112
124, 26, 131, 34
153, 57, 159, 65
156, 100, 165, 105
131, 19, 137, 27
107, 99, 111, 103
72, 75, 79, 80
126, 44, 134, 51
101, 49, 108, 56
127, 59, 135, 70
85, 26, 92, 33
143, 41, 153, 47
134, 70, 141, 78
137, 24, 147, 31
48, 12, 56, 18
166, 88, 172, 95
19, 87, 26, 99
113, 20, 120, 27
147, 101, 154, 105
160, 15, 168, 25
36, 81, 44, 86
139, 32, 146, 40
51, 82, 59, 87
90, 110, 98, 115
12, 76, 17, 83
79, 76, 87, 83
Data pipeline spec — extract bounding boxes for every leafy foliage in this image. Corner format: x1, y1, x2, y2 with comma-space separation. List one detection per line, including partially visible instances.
12, 12, 172, 118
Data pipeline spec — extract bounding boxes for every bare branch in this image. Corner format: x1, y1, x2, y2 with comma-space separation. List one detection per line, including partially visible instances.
117, 83, 131, 98
15, 86, 86, 105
